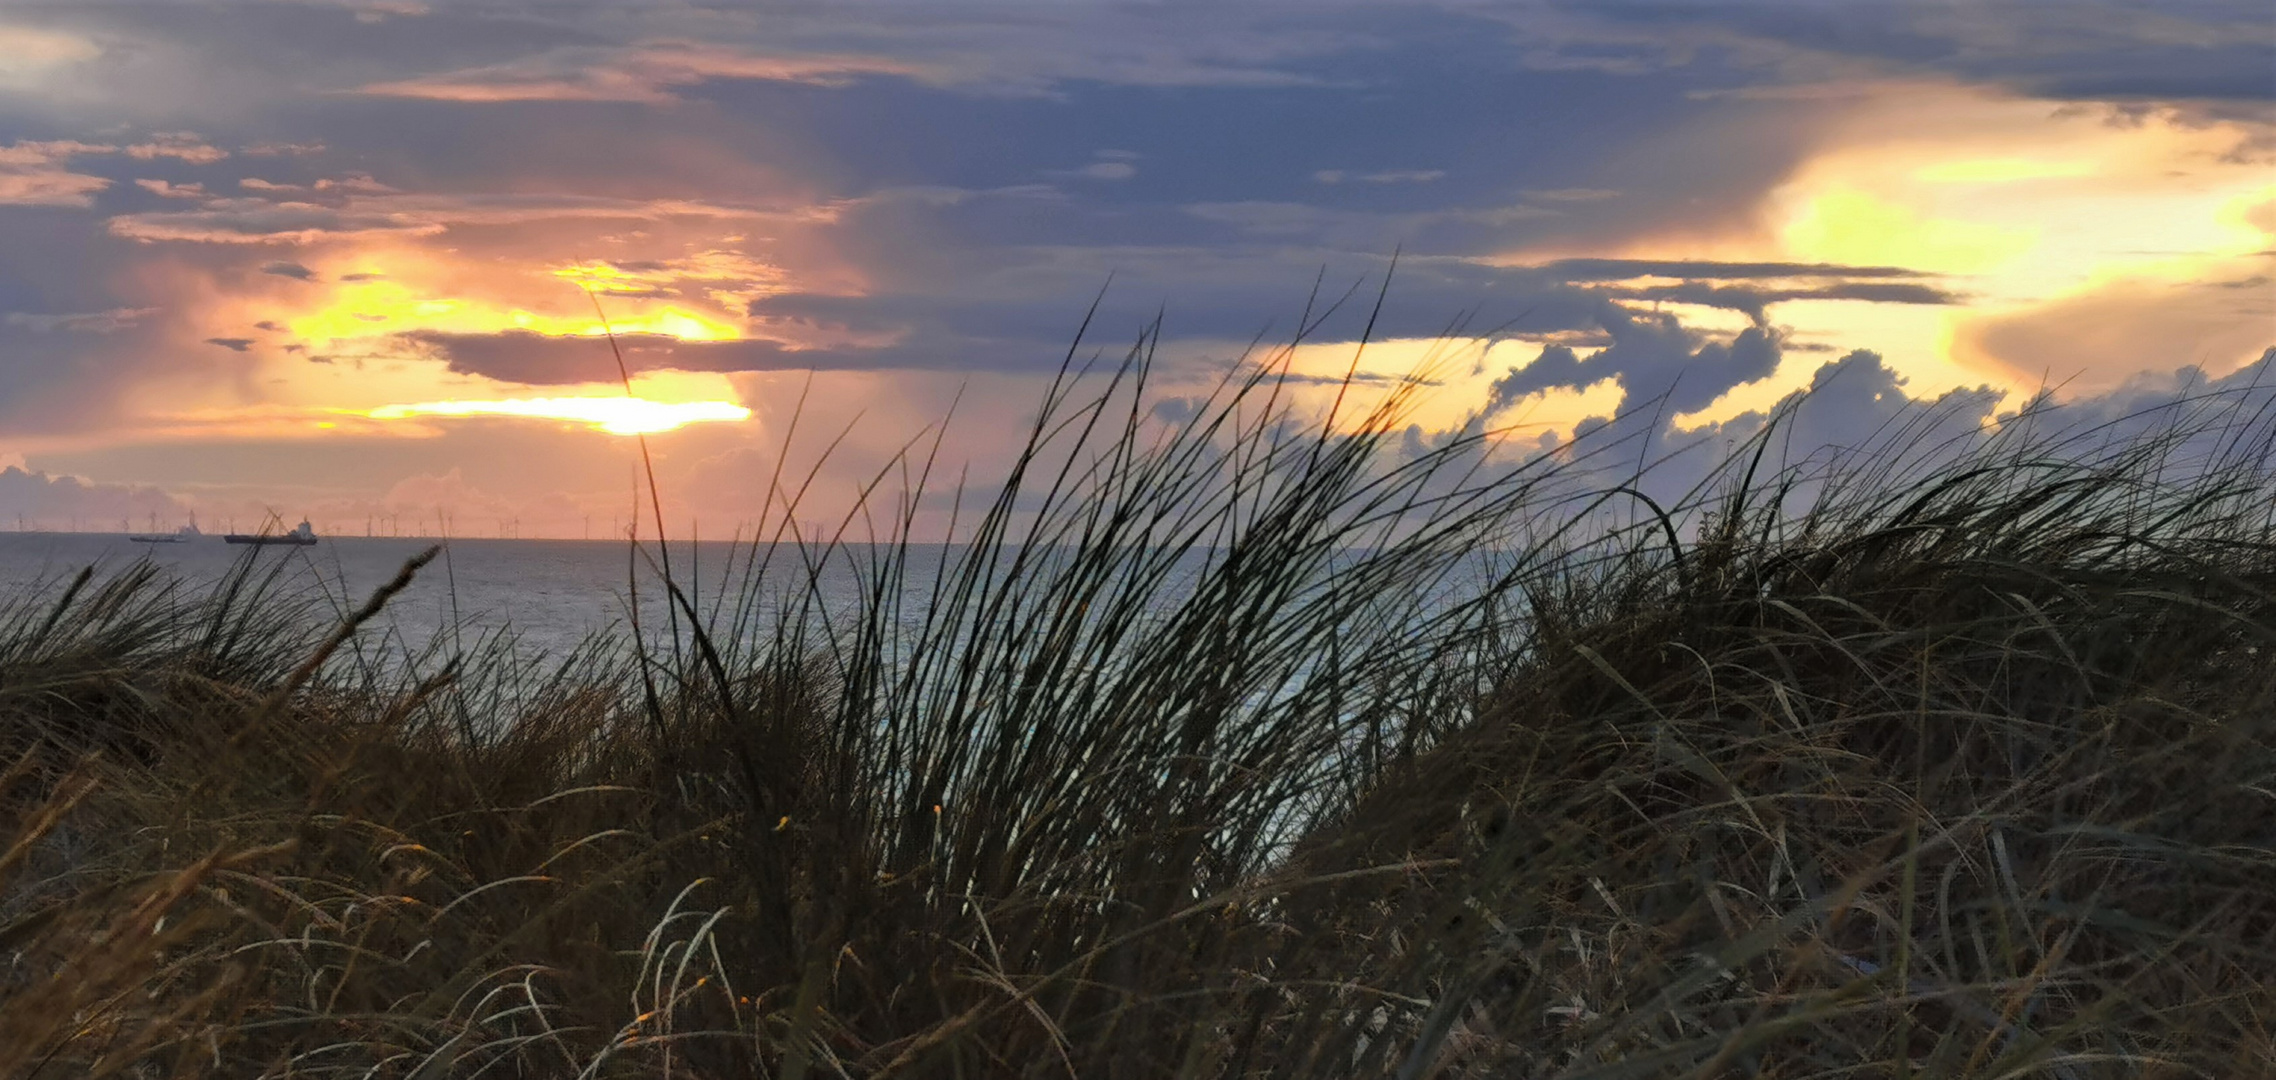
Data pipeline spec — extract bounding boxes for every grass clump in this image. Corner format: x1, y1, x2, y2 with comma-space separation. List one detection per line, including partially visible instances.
0, 329, 2270, 1078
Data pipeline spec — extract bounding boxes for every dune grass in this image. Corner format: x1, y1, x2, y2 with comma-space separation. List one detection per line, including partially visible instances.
0, 331, 2270, 1078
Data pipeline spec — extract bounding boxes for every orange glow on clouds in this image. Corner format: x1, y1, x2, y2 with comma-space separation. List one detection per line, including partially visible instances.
367, 396, 752, 435
171, 248, 779, 441
282, 273, 744, 344
1781, 186, 2037, 275
1546, 81, 2276, 428
1181, 335, 1632, 442
1911, 158, 2098, 184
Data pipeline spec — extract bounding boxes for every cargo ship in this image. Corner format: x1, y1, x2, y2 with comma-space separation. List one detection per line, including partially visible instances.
224, 520, 318, 546
129, 524, 202, 544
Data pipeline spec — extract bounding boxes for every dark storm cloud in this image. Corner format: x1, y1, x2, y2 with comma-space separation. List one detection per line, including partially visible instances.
204, 337, 254, 351
711, 181, 1969, 381
343, 7, 1376, 101
0, 0, 2261, 482
259, 260, 318, 280
1598, 280, 1963, 322
409, 233, 1938, 449
740, 245, 1587, 368
1489, 310, 1786, 419
1536, 0, 2273, 106
722, 191, 1958, 382
0, 0, 1918, 434
412, 246, 1624, 383
28, 1, 2261, 120
401, 329, 816, 384
7, 1, 1825, 247
101, 190, 812, 246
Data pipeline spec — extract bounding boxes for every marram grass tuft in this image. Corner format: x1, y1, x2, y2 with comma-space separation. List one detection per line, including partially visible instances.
2, 333, 2271, 1078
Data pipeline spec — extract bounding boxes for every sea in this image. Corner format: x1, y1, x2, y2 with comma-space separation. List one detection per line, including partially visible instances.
0, 531, 850, 660
0, 529, 1512, 676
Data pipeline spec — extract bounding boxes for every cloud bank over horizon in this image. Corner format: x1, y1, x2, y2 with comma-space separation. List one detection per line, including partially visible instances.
0, 0, 2265, 537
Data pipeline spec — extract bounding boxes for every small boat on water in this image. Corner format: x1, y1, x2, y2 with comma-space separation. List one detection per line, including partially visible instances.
130, 524, 203, 544
224, 520, 318, 546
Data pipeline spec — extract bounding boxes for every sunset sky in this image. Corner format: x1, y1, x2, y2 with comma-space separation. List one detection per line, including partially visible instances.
0, 1, 2268, 538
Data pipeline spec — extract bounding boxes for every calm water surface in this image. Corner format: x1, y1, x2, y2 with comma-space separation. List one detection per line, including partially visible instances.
0, 532, 863, 658
0, 532, 1496, 665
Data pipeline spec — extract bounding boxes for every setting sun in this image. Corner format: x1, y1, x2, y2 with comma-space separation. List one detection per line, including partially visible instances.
0, 6, 2264, 1062
0, 0, 2259, 548
367, 396, 752, 435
